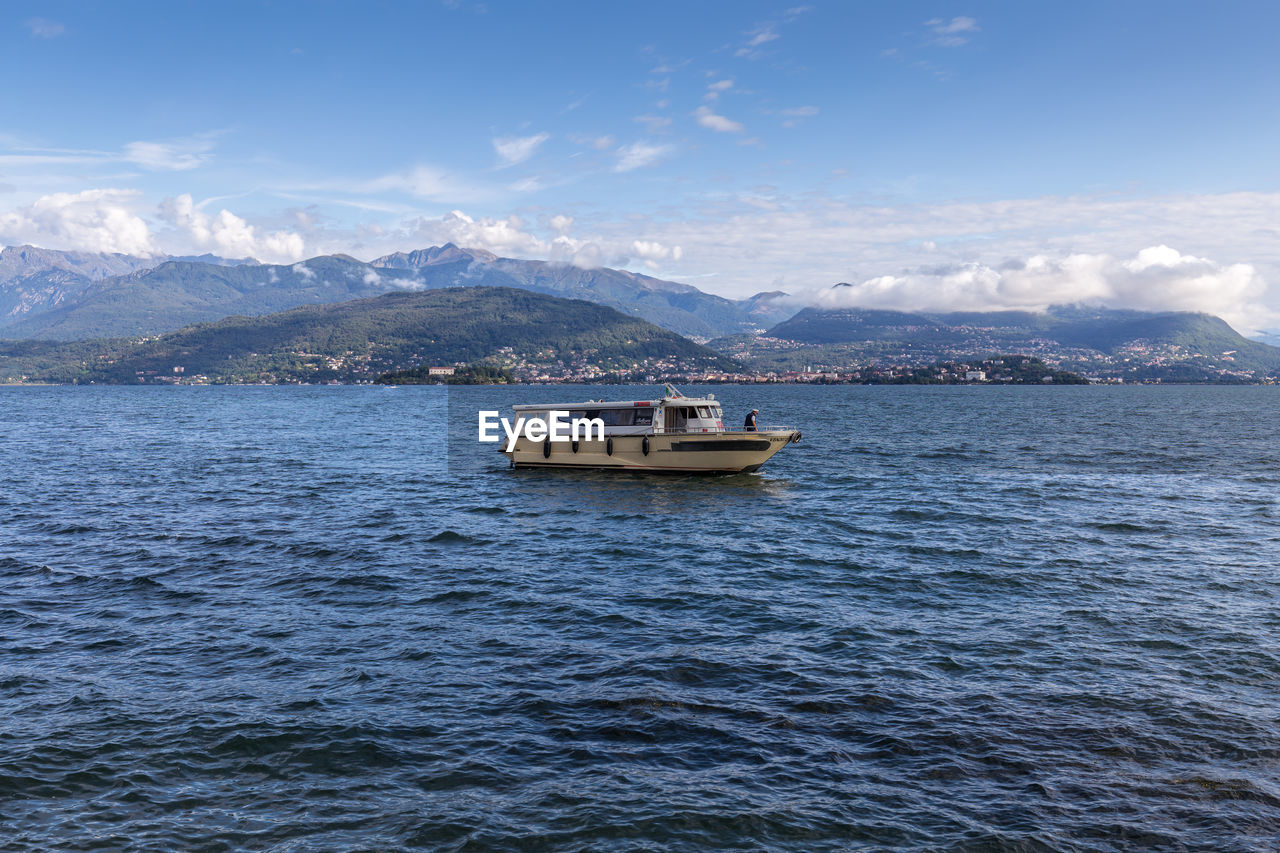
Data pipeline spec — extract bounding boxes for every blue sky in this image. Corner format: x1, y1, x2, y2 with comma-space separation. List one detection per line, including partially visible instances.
3, 1, 1280, 328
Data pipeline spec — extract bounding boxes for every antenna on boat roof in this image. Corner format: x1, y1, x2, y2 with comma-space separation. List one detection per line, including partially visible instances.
663, 383, 683, 398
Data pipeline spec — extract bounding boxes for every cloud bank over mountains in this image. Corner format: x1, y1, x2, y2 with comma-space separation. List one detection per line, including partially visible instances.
159, 194, 304, 262
787, 245, 1271, 334
0, 189, 306, 262
3, 183, 1280, 332
0, 189, 155, 257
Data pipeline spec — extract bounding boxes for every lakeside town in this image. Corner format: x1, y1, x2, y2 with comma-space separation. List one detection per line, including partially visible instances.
10, 310, 1275, 386
116, 352, 1274, 386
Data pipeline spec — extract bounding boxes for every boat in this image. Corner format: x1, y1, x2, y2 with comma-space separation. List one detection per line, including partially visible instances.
501, 385, 801, 473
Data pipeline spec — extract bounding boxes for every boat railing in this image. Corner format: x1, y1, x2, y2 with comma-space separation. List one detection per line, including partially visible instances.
654, 425, 796, 434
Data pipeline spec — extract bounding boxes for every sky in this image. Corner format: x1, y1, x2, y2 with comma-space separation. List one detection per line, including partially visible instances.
3, 0, 1280, 330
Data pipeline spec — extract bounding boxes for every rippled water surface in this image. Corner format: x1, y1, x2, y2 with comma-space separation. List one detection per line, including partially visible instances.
2, 385, 1279, 851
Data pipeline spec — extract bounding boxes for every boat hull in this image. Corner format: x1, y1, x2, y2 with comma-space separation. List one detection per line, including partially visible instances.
503, 430, 800, 473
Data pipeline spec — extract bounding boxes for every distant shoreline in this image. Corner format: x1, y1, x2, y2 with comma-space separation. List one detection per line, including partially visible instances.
3, 379, 1273, 388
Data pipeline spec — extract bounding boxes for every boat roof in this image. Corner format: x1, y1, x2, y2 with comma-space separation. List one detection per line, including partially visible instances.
512, 395, 720, 411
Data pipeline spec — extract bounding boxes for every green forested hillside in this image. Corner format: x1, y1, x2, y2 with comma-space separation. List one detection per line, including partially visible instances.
767, 308, 946, 343
0, 287, 738, 384
1047, 312, 1270, 356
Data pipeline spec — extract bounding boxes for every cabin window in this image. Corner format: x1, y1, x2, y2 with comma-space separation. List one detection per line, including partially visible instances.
696, 406, 712, 418
634, 407, 654, 425
596, 408, 635, 427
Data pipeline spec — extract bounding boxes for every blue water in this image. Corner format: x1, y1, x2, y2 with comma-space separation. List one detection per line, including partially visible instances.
2, 385, 1278, 851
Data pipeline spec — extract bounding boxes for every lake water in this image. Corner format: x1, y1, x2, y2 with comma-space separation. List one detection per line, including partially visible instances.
2, 385, 1278, 851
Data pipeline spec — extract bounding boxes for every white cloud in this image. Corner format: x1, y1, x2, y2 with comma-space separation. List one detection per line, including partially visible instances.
549, 215, 573, 233
924, 16, 979, 46
649, 58, 690, 74
492, 132, 549, 167
642, 240, 678, 260
925, 16, 979, 33
737, 25, 779, 58
26, 18, 64, 38
566, 242, 604, 270
694, 105, 745, 133
630, 240, 683, 269
613, 141, 673, 172
0, 189, 155, 255
356, 164, 497, 203
0, 135, 218, 175
1124, 244, 1199, 273
362, 270, 382, 285
734, 4, 811, 58
705, 79, 734, 100
428, 209, 550, 257
159, 193, 304, 263
124, 138, 214, 171
776, 246, 1274, 334
292, 262, 316, 280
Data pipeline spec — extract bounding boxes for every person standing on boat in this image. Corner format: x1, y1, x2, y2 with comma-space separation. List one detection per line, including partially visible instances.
744, 409, 758, 431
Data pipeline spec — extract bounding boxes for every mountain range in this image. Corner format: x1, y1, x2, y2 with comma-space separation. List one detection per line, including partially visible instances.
0, 286, 738, 385
0, 244, 780, 341
370, 244, 768, 337
0, 245, 257, 337
3, 243, 1278, 382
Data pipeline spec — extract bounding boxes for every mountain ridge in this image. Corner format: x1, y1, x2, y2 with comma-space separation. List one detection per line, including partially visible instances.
0, 243, 780, 341
0, 286, 740, 384
8, 244, 1276, 381
367, 244, 761, 337
2, 255, 405, 340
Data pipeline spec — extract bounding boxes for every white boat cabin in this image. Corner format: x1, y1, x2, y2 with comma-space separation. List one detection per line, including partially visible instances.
512, 395, 727, 437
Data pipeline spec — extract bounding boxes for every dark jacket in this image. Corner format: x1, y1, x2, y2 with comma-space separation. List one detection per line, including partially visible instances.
744, 412, 757, 431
